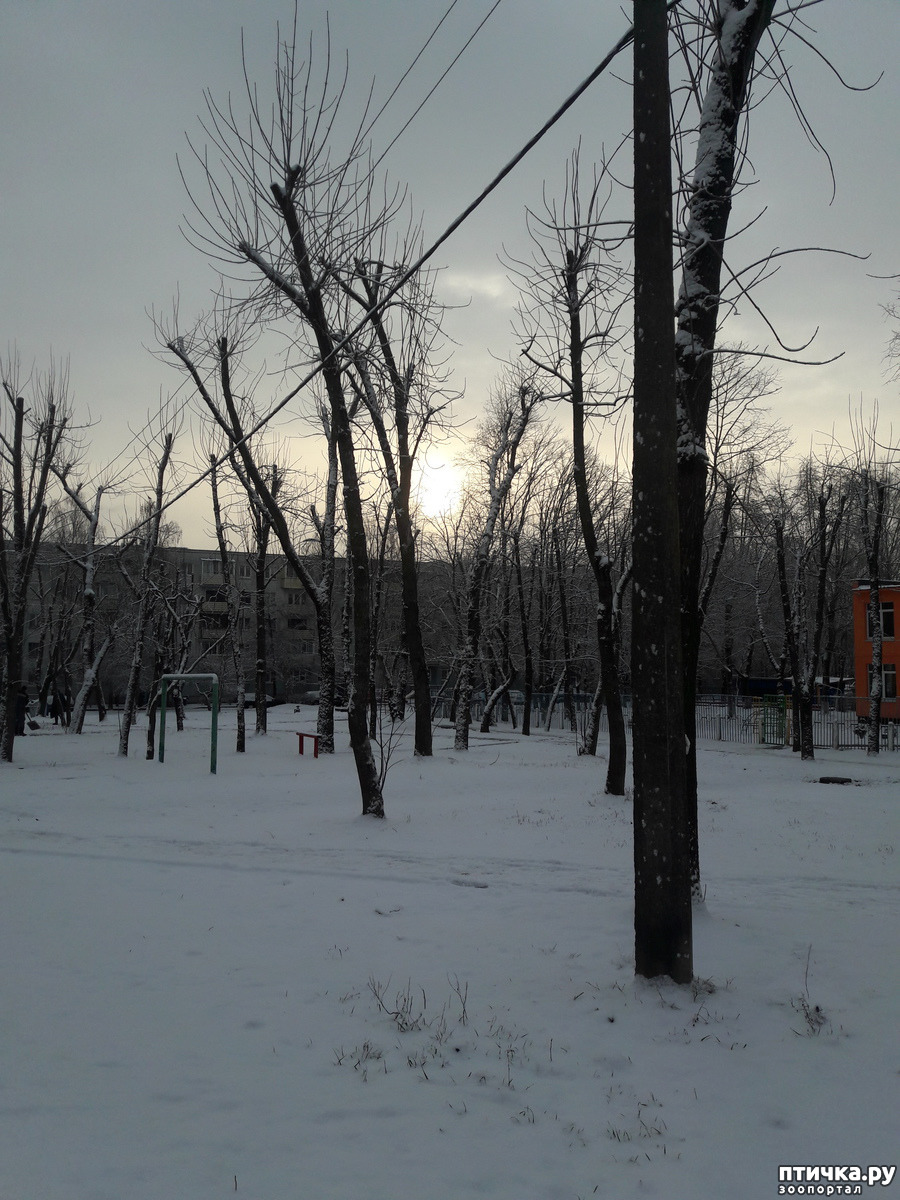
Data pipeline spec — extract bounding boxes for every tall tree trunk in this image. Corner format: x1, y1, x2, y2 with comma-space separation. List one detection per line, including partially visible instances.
253, 548, 269, 736
566, 256, 628, 791
867, 583, 883, 754
632, 0, 692, 983
860, 473, 886, 754
0, 378, 65, 763
596, 556, 627, 792
368, 504, 392, 740
119, 435, 174, 756
210, 457, 246, 753
581, 675, 604, 757
70, 631, 116, 735
553, 530, 577, 735
453, 389, 536, 751
264, 192, 383, 814
251, 468, 279, 736
350, 266, 436, 758
675, 0, 776, 893
512, 533, 535, 736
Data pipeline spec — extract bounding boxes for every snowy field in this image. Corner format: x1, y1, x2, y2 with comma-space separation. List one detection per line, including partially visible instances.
1, 707, 897, 1200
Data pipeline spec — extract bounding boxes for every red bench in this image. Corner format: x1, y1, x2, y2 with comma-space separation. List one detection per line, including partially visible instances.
295, 732, 320, 758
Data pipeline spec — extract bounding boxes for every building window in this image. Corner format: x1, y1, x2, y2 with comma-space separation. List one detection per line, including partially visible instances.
867, 663, 898, 699
886, 665, 897, 699
287, 617, 309, 631
286, 591, 305, 607
866, 600, 895, 640
201, 558, 220, 578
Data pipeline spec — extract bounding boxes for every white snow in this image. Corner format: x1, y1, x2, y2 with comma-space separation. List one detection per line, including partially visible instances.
2, 709, 897, 1199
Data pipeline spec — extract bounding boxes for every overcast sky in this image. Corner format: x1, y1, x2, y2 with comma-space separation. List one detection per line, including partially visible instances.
2, 1, 899, 543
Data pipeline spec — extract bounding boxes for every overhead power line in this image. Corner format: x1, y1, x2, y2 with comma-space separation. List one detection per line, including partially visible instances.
371, 0, 507, 172
361, 0, 464, 147
96, 1, 499, 500
125, 12, 643, 541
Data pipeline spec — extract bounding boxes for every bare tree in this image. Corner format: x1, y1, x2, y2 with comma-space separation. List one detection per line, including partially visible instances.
167, 321, 340, 755
343, 256, 455, 756
176, 25, 446, 815
666, 0, 866, 892
246, 461, 283, 735
52, 480, 117, 735
454, 380, 539, 751
209, 454, 248, 752
0, 357, 72, 762
769, 461, 848, 760
31, 550, 79, 725
511, 147, 631, 792
858, 470, 886, 753
142, 563, 206, 761
480, 420, 567, 736
118, 431, 176, 756
845, 405, 894, 754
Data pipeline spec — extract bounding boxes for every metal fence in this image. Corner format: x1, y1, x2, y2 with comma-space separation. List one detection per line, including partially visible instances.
695, 696, 900, 751
434, 692, 900, 751
432, 692, 608, 735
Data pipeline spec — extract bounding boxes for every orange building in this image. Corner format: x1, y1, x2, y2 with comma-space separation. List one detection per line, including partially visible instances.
852, 581, 900, 718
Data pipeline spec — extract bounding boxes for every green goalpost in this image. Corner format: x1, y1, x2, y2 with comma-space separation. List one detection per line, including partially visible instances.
157, 673, 220, 774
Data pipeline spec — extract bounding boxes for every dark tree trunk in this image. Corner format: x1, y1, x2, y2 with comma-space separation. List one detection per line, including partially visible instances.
120, 435, 173, 757
251, 476, 278, 737
553, 531, 577, 735
631, 0, 693, 984
253, 554, 269, 736
352, 268, 434, 758
512, 534, 535, 736
209, 458, 246, 754
860, 473, 886, 755
566, 253, 628, 791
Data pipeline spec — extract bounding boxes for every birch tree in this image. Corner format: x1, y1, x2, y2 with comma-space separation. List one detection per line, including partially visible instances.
668, 0, 840, 892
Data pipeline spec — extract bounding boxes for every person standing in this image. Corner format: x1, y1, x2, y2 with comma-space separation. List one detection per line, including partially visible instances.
15, 687, 28, 736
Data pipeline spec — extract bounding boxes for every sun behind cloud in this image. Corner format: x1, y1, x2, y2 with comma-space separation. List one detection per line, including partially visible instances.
412, 455, 461, 518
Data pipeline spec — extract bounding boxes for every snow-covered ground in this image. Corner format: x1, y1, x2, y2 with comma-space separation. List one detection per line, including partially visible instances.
2, 707, 897, 1200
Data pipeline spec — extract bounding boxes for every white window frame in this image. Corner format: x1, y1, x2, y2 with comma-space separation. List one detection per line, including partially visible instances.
866, 600, 895, 640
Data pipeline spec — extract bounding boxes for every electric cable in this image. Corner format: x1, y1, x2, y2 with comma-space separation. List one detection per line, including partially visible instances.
111, 12, 644, 544
371, 0, 506, 172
